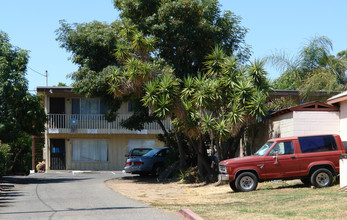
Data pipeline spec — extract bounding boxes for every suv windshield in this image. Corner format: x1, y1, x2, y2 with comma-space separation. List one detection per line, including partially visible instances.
254, 142, 274, 156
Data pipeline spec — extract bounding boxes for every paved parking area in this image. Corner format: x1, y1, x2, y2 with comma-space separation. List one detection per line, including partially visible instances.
0, 171, 182, 220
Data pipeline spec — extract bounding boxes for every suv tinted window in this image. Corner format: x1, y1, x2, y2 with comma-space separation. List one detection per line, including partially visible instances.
298, 135, 337, 153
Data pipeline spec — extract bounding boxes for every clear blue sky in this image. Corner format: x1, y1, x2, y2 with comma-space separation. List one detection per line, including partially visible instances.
1, 0, 346, 92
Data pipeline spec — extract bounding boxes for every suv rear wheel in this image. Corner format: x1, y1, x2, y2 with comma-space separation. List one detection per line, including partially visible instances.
310, 168, 333, 188
235, 172, 258, 192
300, 177, 311, 186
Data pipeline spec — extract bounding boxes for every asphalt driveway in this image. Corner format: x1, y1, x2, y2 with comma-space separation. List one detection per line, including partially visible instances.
0, 171, 182, 220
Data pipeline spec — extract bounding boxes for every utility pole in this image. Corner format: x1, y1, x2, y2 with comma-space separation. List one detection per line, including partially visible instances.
46, 70, 48, 87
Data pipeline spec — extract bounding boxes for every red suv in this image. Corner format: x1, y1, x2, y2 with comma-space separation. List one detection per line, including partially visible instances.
219, 134, 346, 192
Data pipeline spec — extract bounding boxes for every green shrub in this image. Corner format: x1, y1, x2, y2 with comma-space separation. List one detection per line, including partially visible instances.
0, 144, 12, 176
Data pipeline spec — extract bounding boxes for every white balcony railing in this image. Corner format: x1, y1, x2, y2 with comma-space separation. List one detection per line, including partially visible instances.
47, 114, 172, 134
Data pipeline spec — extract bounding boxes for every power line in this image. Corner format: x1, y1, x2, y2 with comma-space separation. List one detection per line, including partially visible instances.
28, 67, 48, 87
28, 66, 46, 77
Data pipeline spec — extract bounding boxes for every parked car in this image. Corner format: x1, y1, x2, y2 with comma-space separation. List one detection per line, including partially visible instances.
125, 148, 152, 159
124, 147, 169, 176
219, 134, 346, 192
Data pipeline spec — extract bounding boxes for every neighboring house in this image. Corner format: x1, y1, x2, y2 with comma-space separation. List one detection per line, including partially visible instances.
270, 101, 340, 138
249, 101, 340, 155
327, 91, 347, 147
37, 86, 171, 171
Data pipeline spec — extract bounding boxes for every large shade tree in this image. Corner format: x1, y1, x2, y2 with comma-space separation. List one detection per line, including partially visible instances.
0, 31, 46, 173
56, 0, 269, 181
57, 0, 251, 94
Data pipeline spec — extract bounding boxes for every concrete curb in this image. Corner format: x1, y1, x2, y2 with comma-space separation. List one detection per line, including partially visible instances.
179, 209, 204, 220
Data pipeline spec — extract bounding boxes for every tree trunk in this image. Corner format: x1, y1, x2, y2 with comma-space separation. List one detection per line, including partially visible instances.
197, 136, 204, 180
175, 131, 186, 169
215, 137, 224, 163
188, 136, 216, 183
156, 119, 168, 137
228, 126, 245, 158
209, 133, 218, 170
9, 145, 26, 173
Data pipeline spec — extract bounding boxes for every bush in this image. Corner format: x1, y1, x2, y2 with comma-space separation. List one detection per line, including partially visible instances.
0, 144, 12, 176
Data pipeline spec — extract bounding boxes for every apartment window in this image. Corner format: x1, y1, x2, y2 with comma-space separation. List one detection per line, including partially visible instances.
72, 139, 108, 162
72, 98, 108, 114
128, 101, 136, 112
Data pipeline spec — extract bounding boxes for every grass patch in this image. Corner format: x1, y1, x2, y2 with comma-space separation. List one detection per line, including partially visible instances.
108, 177, 347, 220
155, 181, 347, 219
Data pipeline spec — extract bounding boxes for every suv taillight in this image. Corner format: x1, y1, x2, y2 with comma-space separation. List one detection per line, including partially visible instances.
134, 162, 144, 165
126, 162, 131, 166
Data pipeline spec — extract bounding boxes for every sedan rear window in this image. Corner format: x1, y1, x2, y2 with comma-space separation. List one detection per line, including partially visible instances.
298, 135, 337, 153
131, 149, 152, 157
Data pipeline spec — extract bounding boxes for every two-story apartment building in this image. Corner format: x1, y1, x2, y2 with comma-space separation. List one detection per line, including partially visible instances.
37, 86, 171, 171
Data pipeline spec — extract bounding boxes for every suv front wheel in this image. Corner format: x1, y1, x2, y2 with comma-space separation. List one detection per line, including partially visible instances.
229, 181, 239, 192
235, 172, 258, 192
310, 168, 333, 188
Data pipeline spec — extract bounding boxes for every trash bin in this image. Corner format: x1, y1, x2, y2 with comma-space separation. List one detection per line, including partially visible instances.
340, 154, 347, 189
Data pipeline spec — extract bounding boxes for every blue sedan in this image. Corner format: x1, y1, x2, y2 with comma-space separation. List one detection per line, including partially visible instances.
124, 147, 169, 176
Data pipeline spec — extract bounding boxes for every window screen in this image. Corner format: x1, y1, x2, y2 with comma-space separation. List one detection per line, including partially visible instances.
72, 98, 80, 114
72, 139, 108, 162
71, 98, 109, 115
298, 135, 337, 153
128, 102, 136, 112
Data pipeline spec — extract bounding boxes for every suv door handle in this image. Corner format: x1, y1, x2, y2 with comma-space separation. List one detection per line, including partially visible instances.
291, 156, 296, 159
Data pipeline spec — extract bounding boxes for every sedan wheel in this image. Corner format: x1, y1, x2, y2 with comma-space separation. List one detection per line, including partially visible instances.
152, 164, 164, 176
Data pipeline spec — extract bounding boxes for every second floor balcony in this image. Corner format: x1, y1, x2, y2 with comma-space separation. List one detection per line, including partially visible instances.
47, 114, 172, 135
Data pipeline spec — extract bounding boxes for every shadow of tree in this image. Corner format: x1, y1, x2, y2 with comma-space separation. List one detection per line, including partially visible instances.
118, 175, 175, 184
0, 175, 91, 185
0, 174, 92, 208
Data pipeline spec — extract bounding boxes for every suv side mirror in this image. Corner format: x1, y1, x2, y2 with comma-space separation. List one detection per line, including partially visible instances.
273, 151, 278, 164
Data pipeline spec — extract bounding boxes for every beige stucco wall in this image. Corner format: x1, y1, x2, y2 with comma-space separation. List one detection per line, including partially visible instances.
339, 100, 347, 147
271, 113, 294, 138
270, 111, 339, 139
293, 111, 339, 136
41, 91, 165, 171
47, 133, 163, 171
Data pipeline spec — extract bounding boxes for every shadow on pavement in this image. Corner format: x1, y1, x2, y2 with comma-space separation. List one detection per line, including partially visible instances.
118, 175, 175, 185
0, 174, 92, 208
0, 175, 91, 185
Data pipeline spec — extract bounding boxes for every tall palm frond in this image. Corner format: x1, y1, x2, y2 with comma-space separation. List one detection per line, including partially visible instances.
299, 36, 333, 72
247, 59, 270, 91
204, 45, 226, 76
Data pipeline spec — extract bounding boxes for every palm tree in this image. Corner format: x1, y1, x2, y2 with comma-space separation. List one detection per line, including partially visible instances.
142, 46, 271, 181
267, 36, 347, 98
